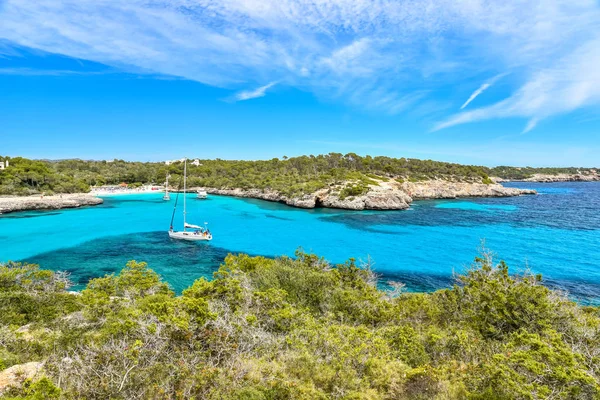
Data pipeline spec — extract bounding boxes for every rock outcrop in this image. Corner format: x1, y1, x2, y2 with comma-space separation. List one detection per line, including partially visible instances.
0, 194, 103, 214
204, 188, 317, 208
205, 185, 412, 211
321, 183, 412, 210
401, 181, 536, 199
0, 362, 44, 395
492, 170, 600, 183
521, 172, 600, 182
202, 178, 534, 211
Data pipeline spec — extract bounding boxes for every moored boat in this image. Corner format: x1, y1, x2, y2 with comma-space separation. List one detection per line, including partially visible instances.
168, 159, 212, 241
163, 174, 170, 201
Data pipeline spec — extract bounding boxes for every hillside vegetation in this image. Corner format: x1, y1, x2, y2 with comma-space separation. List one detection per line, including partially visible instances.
1, 251, 599, 399
0, 154, 596, 196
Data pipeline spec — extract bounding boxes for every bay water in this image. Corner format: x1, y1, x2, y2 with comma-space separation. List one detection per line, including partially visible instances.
1, 182, 599, 303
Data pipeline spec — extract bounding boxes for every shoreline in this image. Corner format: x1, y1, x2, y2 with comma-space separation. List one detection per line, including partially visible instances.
92, 189, 163, 196
0, 180, 541, 214
495, 173, 600, 183
0, 194, 103, 215
199, 180, 536, 211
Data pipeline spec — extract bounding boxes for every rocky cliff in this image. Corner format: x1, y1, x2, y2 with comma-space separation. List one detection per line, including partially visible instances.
492, 170, 599, 183
202, 179, 535, 211
521, 172, 600, 182
205, 184, 413, 210
401, 180, 536, 199
0, 194, 103, 214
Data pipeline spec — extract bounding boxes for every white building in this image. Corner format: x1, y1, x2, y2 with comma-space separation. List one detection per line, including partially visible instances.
165, 158, 184, 166
0, 160, 8, 170
165, 158, 200, 166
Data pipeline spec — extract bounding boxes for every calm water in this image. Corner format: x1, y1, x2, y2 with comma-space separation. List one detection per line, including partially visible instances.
1, 182, 599, 303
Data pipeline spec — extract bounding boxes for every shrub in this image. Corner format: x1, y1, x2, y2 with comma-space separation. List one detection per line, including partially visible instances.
1, 251, 598, 399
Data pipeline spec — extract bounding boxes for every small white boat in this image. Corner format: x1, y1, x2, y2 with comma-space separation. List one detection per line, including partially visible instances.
168, 159, 212, 241
163, 174, 170, 201
197, 190, 208, 199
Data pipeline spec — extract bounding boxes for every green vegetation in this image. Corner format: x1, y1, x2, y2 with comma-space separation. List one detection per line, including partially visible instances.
0, 157, 89, 195
339, 182, 371, 200
1, 154, 596, 197
1, 154, 497, 197
1, 251, 599, 399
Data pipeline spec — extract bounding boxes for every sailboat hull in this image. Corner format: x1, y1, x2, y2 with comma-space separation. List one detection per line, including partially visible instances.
169, 231, 212, 241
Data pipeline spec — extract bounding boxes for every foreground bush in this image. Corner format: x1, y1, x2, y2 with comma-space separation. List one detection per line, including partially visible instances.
1, 251, 599, 399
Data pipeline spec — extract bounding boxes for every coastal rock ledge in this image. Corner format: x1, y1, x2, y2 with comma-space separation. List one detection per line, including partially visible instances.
0, 194, 103, 214
205, 180, 535, 211
205, 186, 413, 210
401, 181, 536, 199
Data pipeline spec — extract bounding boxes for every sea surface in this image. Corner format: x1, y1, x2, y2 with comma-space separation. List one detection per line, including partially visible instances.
1, 182, 599, 303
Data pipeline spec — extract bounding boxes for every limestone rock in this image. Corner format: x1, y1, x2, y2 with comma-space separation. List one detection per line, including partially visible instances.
401, 181, 535, 199
0, 194, 103, 214
286, 194, 317, 209
320, 182, 412, 210
201, 178, 534, 211
0, 362, 44, 394
522, 172, 600, 182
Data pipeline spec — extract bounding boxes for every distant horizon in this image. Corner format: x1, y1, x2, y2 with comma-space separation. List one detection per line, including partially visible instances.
2, 152, 598, 170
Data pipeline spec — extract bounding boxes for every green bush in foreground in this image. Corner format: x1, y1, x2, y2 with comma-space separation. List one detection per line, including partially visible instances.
1, 252, 599, 399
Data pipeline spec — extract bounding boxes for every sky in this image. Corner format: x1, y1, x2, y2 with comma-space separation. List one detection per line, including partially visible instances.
0, 0, 599, 167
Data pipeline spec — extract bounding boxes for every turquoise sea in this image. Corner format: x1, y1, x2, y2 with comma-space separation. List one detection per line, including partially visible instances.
1, 182, 599, 303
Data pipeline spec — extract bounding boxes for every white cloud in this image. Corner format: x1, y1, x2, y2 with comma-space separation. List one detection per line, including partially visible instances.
233, 82, 277, 101
460, 83, 491, 110
0, 0, 599, 126
460, 73, 507, 109
434, 36, 600, 132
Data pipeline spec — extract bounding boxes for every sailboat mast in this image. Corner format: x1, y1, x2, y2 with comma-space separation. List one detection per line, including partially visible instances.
183, 158, 187, 230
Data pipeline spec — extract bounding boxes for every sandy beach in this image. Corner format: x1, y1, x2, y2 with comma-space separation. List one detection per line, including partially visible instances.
90, 186, 164, 196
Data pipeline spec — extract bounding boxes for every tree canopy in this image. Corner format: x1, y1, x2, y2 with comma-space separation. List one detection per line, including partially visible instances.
1, 154, 596, 196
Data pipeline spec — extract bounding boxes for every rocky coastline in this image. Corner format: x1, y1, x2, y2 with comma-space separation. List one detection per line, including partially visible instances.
402, 181, 536, 199
493, 171, 599, 183
201, 180, 536, 211
521, 172, 599, 183
0, 194, 103, 214
0, 180, 537, 214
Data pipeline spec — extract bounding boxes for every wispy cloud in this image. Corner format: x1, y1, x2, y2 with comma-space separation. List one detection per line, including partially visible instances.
434, 36, 600, 133
460, 74, 508, 110
233, 82, 277, 102
0, 0, 599, 128
461, 83, 491, 110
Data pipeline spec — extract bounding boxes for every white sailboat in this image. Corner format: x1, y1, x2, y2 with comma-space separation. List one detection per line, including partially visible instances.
196, 189, 208, 199
163, 174, 170, 201
168, 159, 212, 241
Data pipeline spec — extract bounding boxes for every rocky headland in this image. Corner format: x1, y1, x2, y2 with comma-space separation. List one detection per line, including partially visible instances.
0, 194, 103, 214
200, 179, 536, 211
520, 172, 599, 182
493, 170, 599, 183
402, 180, 536, 199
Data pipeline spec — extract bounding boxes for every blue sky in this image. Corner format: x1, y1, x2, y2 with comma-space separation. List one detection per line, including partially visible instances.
1, 1, 599, 166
